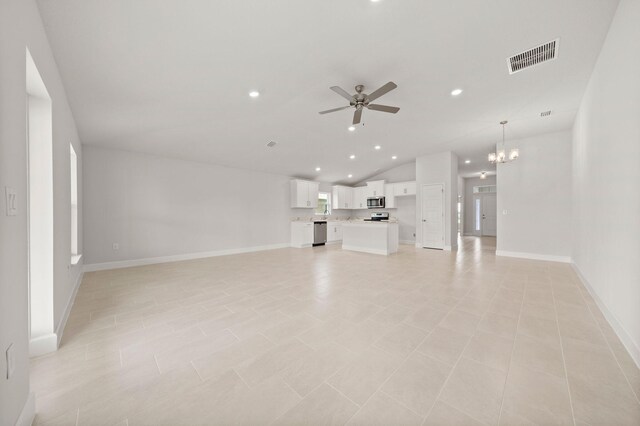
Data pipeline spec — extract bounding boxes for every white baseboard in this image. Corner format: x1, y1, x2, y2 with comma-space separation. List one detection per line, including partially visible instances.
15, 392, 35, 426
83, 243, 290, 272
571, 263, 640, 369
399, 239, 415, 245
29, 333, 57, 357
496, 250, 571, 263
56, 269, 84, 346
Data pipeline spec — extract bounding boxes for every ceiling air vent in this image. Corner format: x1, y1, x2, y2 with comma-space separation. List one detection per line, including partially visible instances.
507, 38, 559, 74
266, 141, 277, 148
540, 110, 552, 117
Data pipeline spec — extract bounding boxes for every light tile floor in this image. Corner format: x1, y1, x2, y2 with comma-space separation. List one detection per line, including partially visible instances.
31, 237, 640, 425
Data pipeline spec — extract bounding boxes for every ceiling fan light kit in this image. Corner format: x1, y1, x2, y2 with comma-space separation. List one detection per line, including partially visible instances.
319, 82, 400, 125
489, 120, 519, 164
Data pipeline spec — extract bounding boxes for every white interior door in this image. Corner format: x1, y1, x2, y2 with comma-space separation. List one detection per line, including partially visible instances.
481, 193, 497, 236
421, 184, 444, 249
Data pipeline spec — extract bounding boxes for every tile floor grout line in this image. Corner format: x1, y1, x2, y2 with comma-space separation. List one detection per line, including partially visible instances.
74, 407, 80, 426
550, 281, 579, 426
279, 376, 305, 401
378, 387, 428, 419
419, 282, 504, 425
323, 380, 363, 408
152, 354, 162, 375
342, 287, 480, 425
495, 281, 526, 426
190, 360, 205, 382
575, 281, 640, 405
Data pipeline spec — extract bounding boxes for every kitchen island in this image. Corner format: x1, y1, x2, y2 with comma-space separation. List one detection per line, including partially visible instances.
342, 221, 399, 255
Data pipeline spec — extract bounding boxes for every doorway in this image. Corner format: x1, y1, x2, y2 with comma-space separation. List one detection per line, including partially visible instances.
473, 193, 497, 237
26, 48, 56, 356
421, 183, 444, 249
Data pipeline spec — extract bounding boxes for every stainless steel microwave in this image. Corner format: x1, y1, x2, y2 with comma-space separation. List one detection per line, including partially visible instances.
367, 196, 385, 209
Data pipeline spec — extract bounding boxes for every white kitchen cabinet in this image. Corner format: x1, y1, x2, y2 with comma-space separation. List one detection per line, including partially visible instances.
327, 221, 343, 242
290, 222, 314, 247
394, 181, 416, 196
290, 180, 319, 208
384, 184, 396, 208
366, 180, 385, 197
353, 186, 368, 209
332, 185, 354, 210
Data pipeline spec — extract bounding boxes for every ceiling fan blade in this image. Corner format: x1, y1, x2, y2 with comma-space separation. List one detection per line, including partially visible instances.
367, 104, 400, 114
318, 106, 351, 115
366, 81, 397, 102
353, 108, 363, 125
330, 86, 354, 102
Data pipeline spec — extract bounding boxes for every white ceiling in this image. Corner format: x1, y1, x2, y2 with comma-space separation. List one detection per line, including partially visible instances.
36, 0, 619, 184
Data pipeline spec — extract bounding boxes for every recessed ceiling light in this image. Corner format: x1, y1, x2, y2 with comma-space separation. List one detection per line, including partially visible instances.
348, 174, 353, 178
315, 167, 321, 172
391, 155, 397, 160
348, 126, 356, 132
465, 160, 471, 164
249, 91, 260, 98
451, 88, 463, 96
374, 145, 381, 150
370, 0, 381, 2
349, 154, 356, 159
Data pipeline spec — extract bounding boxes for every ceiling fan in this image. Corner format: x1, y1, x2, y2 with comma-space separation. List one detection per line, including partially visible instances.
319, 82, 400, 125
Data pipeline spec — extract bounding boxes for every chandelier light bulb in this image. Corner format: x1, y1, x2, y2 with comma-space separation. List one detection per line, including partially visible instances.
489, 120, 519, 164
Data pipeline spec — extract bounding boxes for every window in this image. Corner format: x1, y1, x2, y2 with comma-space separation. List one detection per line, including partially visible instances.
315, 192, 331, 215
473, 185, 496, 194
70, 144, 79, 261
475, 198, 481, 232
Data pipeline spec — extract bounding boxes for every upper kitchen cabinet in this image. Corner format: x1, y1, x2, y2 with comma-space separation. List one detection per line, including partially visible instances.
290, 179, 320, 208
366, 180, 385, 197
385, 184, 396, 208
353, 186, 368, 209
332, 185, 354, 210
394, 181, 416, 196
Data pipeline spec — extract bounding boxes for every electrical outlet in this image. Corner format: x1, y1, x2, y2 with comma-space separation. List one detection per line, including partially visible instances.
6, 343, 15, 379
5, 187, 17, 216
112, 243, 119, 250
503, 209, 508, 215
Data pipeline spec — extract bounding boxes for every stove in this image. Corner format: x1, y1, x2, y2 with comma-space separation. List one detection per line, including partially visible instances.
363, 212, 389, 221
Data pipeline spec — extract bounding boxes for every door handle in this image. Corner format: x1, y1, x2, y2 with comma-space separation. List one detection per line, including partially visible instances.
482, 215, 486, 219
422, 219, 426, 222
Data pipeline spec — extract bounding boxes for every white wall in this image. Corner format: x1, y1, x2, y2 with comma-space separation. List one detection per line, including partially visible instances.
496, 131, 572, 261
83, 146, 299, 266
572, 0, 640, 364
0, 0, 83, 423
463, 176, 497, 235
357, 161, 416, 184
415, 152, 458, 249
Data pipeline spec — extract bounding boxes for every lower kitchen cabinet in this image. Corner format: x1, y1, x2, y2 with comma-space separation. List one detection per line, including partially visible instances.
291, 222, 314, 248
327, 222, 343, 243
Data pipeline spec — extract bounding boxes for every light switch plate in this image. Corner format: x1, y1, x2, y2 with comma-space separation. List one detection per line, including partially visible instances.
6, 343, 15, 379
5, 187, 17, 216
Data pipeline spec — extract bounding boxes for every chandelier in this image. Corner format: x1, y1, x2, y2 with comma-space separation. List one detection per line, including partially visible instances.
488, 120, 519, 164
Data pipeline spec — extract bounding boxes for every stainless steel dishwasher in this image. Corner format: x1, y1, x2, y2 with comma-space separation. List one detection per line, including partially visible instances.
313, 221, 327, 246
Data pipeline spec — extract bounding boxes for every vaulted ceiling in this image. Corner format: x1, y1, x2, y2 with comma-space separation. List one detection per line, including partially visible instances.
37, 0, 619, 183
